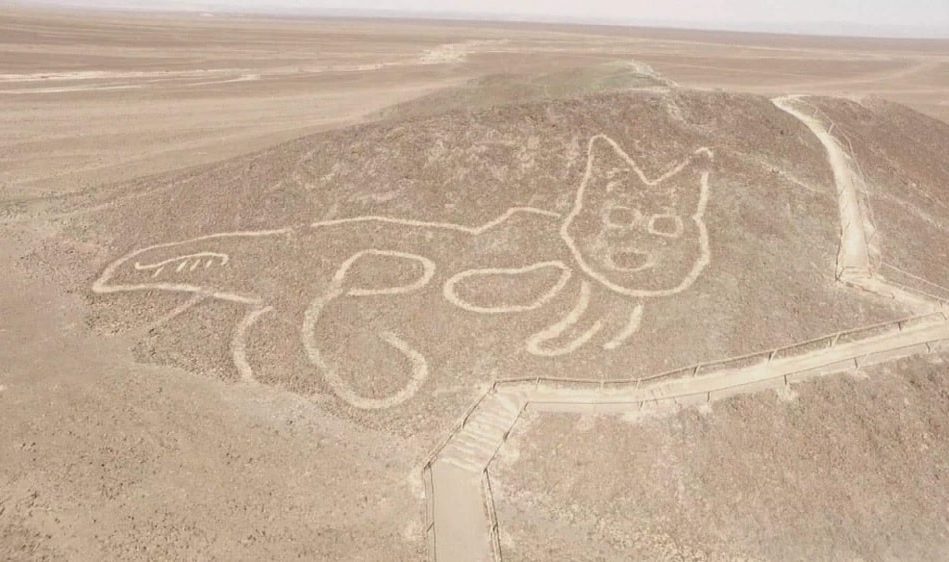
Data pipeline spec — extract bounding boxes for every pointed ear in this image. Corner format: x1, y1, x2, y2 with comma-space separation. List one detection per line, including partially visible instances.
688, 147, 714, 172
669, 147, 714, 216
587, 135, 713, 188
586, 135, 636, 191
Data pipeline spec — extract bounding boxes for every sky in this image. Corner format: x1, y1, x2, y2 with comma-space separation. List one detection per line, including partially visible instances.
18, 0, 949, 38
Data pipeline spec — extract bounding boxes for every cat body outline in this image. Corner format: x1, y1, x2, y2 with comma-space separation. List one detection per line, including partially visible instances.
93, 134, 714, 409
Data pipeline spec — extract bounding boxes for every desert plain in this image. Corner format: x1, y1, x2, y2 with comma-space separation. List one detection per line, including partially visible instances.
1, 6, 949, 561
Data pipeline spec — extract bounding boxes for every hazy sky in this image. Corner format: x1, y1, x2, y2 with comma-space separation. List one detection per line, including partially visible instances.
20, 0, 949, 37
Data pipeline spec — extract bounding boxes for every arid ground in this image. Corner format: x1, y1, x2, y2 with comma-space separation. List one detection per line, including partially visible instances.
1, 6, 948, 561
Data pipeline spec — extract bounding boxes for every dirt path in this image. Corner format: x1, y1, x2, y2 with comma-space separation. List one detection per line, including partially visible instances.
425, 315, 949, 560
422, 95, 949, 561
772, 95, 943, 311
772, 95, 874, 282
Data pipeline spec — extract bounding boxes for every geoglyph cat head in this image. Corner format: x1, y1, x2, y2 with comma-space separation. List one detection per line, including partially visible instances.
560, 134, 714, 297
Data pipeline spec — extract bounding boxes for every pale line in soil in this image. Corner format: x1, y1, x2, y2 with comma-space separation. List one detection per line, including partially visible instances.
310, 206, 560, 234
560, 134, 714, 298
141, 293, 208, 333
92, 228, 293, 304
881, 262, 949, 297
525, 280, 604, 357
773, 95, 872, 281
231, 306, 273, 384
442, 261, 572, 314
602, 303, 644, 350
773, 95, 943, 312
425, 100, 948, 561
302, 250, 436, 409
426, 318, 949, 561
334, 249, 437, 297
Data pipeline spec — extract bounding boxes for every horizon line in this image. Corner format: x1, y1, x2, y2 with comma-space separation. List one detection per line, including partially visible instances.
10, 1, 949, 41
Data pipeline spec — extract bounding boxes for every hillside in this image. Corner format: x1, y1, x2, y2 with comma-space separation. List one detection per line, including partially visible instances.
30, 89, 934, 436
5, 83, 948, 560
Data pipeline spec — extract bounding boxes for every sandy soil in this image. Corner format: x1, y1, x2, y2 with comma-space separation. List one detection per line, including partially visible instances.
804, 97, 949, 300
2, 6, 948, 561
2, 7, 947, 201
30, 89, 917, 439
422, 93, 948, 558
493, 353, 949, 560
0, 235, 426, 561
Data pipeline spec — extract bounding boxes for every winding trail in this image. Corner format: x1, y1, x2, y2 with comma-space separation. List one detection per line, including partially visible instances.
422, 95, 949, 561
772, 96, 873, 282
772, 95, 942, 312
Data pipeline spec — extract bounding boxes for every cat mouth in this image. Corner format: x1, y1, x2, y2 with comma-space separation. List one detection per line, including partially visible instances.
605, 249, 655, 272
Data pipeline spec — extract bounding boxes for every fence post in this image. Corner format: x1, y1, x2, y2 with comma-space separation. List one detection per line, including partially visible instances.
482, 469, 503, 562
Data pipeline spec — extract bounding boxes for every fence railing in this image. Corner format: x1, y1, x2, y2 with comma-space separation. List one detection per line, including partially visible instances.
490, 310, 948, 393
421, 387, 527, 562
482, 470, 503, 562
843, 274, 949, 308
420, 309, 949, 560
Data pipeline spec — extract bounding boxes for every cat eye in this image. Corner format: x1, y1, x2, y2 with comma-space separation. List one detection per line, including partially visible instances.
603, 206, 642, 228
648, 214, 683, 238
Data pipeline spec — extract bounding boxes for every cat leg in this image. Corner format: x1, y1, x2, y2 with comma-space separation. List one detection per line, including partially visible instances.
230, 305, 274, 383
525, 279, 605, 357
301, 248, 436, 409
602, 301, 644, 351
